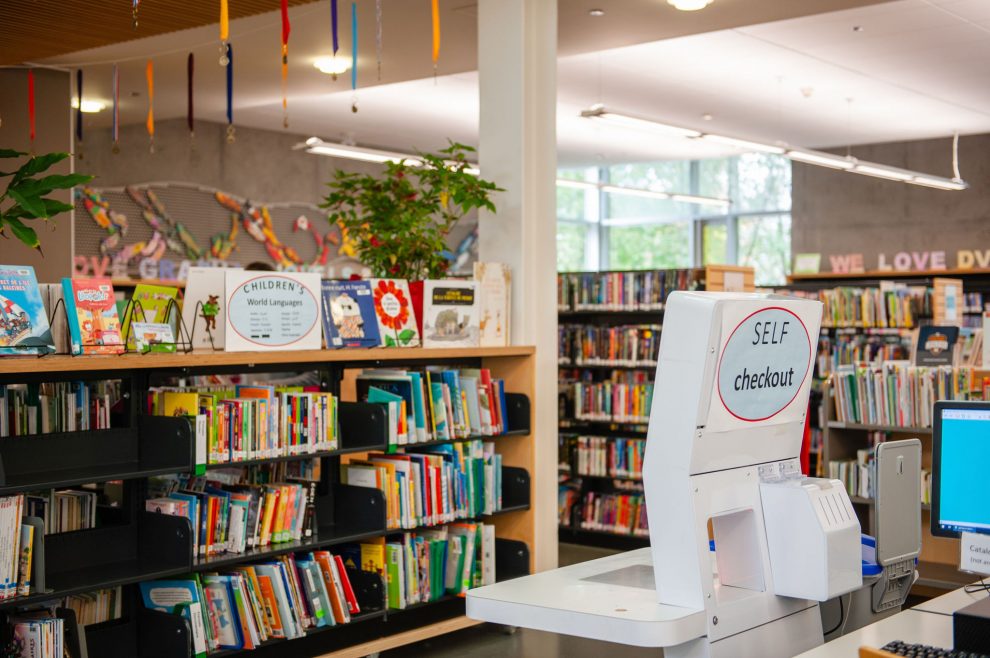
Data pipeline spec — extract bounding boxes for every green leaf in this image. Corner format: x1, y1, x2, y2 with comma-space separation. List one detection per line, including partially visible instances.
1, 204, 32, 220
42, 198, 74, 215
398, 329, 415, 344
7, 188, 46, 217
0, 149, 26, 159
11, 173, 92, 199
14, 152, 69, 181
2, 217, 41, 251
385, 335, 397, 347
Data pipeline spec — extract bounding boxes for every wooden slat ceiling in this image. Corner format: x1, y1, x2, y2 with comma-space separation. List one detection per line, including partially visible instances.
0, 0, 320, 66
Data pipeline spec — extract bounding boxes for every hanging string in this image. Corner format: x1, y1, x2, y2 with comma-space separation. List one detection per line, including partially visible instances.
76, 69, 84, 159
351, 1, 358, 113
226, 44, 235, 143
952, 132, 961, 181
375, 0, 383, 80
146, 60, 155, 153
431, 0, 440, 79
132, 0, 140, 28
331, 0, 340, 80
112, 64, 120, 154
187, 53, 195, 145
219, 0, 230, 65
281, 0, 290, 129
27, 70, 35, 154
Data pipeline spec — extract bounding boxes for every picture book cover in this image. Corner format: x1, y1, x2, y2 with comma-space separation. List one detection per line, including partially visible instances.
132, 322, 176, 353
368, 279, 420, 348
916, 325, 960, 366
321, 280, 381, 349
423, 280, 479, 348
123, 284, 180, 349
473, 262, 510, 347
0, 265, 54, 356
139, 580, 209, 657
183, 267, 236, 350
61, 277, 124, 355
224, 270, 322, 352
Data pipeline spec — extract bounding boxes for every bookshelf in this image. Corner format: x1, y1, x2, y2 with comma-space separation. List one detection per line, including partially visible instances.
0, 345, 537, 657
821, 375, 988, 595
556, 265, 754, 550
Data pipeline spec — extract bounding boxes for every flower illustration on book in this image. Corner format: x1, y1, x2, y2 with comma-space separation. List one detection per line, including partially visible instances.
373, 279, 415, 346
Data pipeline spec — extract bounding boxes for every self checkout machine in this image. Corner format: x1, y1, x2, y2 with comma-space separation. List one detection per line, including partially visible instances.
468, 291, 915, 657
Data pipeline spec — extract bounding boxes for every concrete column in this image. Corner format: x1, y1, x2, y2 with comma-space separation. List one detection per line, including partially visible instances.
478, 0, 558, 572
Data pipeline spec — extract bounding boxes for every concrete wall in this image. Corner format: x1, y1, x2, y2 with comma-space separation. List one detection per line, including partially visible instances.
792, 133, 990, 272
0, 68, 73, 283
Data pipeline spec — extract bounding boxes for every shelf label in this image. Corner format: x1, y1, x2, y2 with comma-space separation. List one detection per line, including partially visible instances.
224, 271, 322, 351
715, 305, 814, 424
961, 531, 990, 576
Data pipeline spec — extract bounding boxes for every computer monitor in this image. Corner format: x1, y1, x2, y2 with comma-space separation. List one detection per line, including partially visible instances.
931, 400, 990, 538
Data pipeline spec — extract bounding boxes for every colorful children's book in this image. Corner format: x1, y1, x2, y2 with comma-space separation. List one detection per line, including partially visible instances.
368, 279, 420, 347
131, 322, 176, 353
0, 265, 54, 356
123, 283, 180, 349
423, 280, 480, 348
183, 267, 235, 350
321, 280, 381, 348
62, 277, 124, 355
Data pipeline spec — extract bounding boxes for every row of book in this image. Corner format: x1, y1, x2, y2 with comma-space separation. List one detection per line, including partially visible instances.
8, 613, 63, 658
349, 523, 496, 610
558, 486, 649, 537
63, 586, 123, 627
0, 262, 511, 356
147, 465, 318, 558
558, 324, 661, 368
557, 270, 702, 311
828, 453, 932, 506
565, 436, 645, 479
0, 495, 39, 601
27, 489, 99, 535
830, 363, 977, 427
0, 380, 123, 438
141, 549, 361, 654
818, 285, 931, 329
148, 384, 339, 464
815, 330, 913, 377
342, 441, 503, 530
571, 379, 654, 424
355, 367, 512, 446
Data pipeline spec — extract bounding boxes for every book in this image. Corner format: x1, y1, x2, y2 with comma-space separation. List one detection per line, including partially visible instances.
368, 279, 420, 347
916, 326, 960, 367
422, 280, 480, 348
224, 270, 322, 352
138, 580, 209, 658
131, 322, 176, 353
321, 280, 381, 349
474, 262, 511, 347
123, 283, 180, 350
182, 267, 236, 350
61, 278, 124, 355
0, 265, 54, 356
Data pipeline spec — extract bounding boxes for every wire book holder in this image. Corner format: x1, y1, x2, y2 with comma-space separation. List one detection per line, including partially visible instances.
120, 297, 196, 354
184, 299, 220, 351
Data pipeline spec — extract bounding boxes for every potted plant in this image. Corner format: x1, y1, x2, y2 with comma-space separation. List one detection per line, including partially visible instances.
1, 149, 92, 254
321, 143, 501, 334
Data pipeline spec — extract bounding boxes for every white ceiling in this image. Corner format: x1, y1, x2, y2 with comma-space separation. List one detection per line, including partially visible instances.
39, 0, 990, 166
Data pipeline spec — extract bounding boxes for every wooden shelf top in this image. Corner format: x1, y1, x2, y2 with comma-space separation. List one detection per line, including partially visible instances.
789, 268, 990, 282
827, 421, 932, 435
0, 345, 536, 375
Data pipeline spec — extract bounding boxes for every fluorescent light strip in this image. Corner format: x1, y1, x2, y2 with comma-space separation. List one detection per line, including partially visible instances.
555, 178, 597, 190
582, 107, 969, 191
600, 184, 671, 200
670, 193, 731, 207
301, 138, 481, 174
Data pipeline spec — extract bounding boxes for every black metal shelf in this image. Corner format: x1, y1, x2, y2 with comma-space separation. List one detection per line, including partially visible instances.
558, 419, 648, 436
558, 527, 649, 551
558, 363, 657, 371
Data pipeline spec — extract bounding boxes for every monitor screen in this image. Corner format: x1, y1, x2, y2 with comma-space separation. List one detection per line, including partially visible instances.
933, 403, 990, 537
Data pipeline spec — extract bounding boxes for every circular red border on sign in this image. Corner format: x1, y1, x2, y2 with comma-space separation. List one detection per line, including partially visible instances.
227, 274, 319, 347
715, 305, 812, 422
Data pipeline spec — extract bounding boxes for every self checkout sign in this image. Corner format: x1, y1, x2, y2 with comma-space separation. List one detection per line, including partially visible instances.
715, 306, 813, 423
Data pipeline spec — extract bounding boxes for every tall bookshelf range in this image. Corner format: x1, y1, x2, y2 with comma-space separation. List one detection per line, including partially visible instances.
0, 346, 538, 657
557, 265, 754, 550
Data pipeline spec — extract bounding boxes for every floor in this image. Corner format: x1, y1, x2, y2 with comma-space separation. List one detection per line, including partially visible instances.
380, 543, 662, 658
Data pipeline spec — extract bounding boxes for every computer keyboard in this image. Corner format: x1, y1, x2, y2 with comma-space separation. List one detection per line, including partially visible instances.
880, 640, 990, 657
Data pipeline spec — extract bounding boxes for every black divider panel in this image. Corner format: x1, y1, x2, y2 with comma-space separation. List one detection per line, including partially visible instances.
347, 568, 386, 613
495, 538, 530, 582
504, 393, 531, 434
0, 416, 192, 494
87, 607, 192, 658
338, 402, 389, 452
55, 608, 86, 658
500, 466, 531, 511
317, 484, 387, 538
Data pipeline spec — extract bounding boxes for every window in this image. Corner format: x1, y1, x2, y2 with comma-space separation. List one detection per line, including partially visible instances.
556, 155, 792, 284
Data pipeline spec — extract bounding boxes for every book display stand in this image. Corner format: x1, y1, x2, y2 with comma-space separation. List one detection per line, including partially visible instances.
0, 345, 536, 657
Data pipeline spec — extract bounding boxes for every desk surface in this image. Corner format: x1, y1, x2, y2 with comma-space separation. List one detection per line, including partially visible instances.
795, 610, 953, 657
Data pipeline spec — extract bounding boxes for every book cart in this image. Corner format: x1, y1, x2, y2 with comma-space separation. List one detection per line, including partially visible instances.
557, 265, 753, 550
0, 346, 536, 657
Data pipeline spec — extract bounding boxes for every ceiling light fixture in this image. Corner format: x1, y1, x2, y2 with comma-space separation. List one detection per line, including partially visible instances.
70, 98, 106, 113
581, 106, 968, 191
667, 0, 713, 10
300, 137, 422, 165
555, 179, 597, 190
670, 193, 730, 208
600, 184, 670, 200
313, 56, 352, 76
589, 8, 605, 17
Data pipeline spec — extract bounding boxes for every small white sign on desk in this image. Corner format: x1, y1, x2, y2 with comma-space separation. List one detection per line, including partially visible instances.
960, 531, 990, 575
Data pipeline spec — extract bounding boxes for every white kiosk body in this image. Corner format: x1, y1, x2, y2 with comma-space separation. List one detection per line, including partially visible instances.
467, 292, 862, 658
